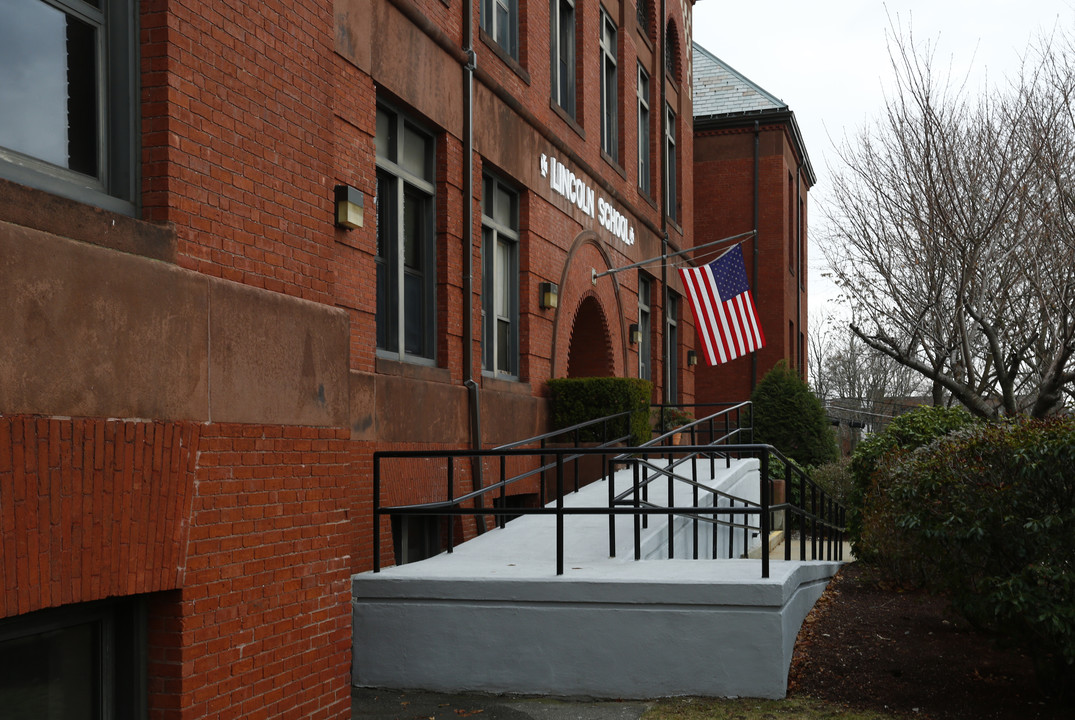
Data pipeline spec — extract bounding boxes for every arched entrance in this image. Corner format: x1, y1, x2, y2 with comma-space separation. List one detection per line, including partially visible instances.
566, 295, 613, 377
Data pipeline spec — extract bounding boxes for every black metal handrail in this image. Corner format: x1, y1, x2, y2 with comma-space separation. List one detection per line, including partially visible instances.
373, 403, 847, 578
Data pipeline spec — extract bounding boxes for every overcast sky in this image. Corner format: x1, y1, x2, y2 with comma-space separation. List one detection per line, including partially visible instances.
692, 1, 1075, 314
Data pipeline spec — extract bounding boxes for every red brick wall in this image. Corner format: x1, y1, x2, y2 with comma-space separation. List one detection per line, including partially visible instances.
692, 125, 808, 405
0, 416, 199, 620
141, 0, 337, 305
147, 423, 352, 720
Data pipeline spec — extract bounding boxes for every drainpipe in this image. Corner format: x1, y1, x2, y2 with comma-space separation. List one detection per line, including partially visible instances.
462, 2, 485, 530
751, 120, 759, 392
659, 0, 668, 403
795, 159, 803, 380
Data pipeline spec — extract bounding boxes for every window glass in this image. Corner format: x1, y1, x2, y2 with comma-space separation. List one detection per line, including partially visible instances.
482, 174, 520, 378
599, 9, 618, 160
376, 103, 436, 362
551, 0, 576, 116
0, 0, 137, 213
637, 65, 650, 194
1, 1, 99, 177
402, 123, 430, 180
0, 621, 99, 719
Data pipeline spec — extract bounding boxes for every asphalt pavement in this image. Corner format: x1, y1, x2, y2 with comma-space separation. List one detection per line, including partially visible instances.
352, 687, 651, 720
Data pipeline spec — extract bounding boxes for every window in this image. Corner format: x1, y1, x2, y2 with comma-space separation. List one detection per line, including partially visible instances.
0, 597, 146, 720
637, 64, 651, 195
599, 8, 618, 160
636, 0, 649, 34
481, 0, 518, 60
551, 0, 576, 117
664, 20, 678, 80
482, 174, 520, 378
0, 0, 138, 214
376, 104, 437, 362
666, 294, 678, 402
638, 275, 652, 380
664, 105, 677, 221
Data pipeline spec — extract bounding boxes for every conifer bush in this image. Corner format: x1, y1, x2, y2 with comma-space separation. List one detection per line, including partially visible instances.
874, 417, 1075, 690
750, 360, 838, 467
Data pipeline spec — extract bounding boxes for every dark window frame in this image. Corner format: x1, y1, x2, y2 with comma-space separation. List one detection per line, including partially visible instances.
599, 7, 618, 161
480, 0, 519, 60
0, 0, 139, 215
375, 102, 438, 365
637, 63, 651, 195
481, 173, 521, 380
550, 0, 577, 117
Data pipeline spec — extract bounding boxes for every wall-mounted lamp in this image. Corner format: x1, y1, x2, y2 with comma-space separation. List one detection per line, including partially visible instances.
334, 184, 364, 230
629, 323, 642, 345
687, 350, 699, 367
540, 282, 559, 309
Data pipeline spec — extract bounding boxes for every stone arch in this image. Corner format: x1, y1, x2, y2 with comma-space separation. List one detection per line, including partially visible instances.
550, 232, 628, 379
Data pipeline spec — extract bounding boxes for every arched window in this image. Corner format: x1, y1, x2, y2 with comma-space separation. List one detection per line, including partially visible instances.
664, 20, 679, 81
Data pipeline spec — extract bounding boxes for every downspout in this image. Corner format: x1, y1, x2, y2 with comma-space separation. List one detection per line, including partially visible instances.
462, 2, 485, 530
795, 160, 803, 380
659, 0, 669, 403
751, 120, 759, 392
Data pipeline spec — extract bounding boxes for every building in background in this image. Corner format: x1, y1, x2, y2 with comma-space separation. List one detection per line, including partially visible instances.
691, 42, 815, 405
0, 0, 699, 716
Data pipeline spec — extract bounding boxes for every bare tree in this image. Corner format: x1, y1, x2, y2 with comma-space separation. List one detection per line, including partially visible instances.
810, 310, 924, 433
821, 28, 1075, 418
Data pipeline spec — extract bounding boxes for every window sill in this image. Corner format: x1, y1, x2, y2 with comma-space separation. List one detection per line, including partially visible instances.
0, 177, 174, 263
376, 355, 452, 384
601, 151, 627, 180
666, 216, 683, 235
550, 101, 585, 141
482, 374, 532, 395
479, 29, 531, 85
636, 187, 658, 211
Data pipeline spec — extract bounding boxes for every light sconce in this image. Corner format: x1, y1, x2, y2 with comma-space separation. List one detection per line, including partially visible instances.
540, 282, 559, 309
334, 184, 364, 230
687, 350, 699, 367
629, 323, 642, 345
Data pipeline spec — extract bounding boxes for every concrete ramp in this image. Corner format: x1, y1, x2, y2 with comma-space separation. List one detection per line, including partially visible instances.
352, 458, 844, 699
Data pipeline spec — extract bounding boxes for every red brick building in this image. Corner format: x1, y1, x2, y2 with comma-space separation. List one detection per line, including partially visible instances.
0, 0, 703, 716
691, 43, 815, 403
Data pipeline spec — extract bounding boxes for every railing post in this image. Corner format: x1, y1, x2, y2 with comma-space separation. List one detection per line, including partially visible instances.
760, 451, 770, 579
633, 461, 641, 561
556, 452, 564, 575
608, 456, 616, 558
799, 470, 806, 561
811, 483, 818, 560
540, 438, 547, 504
572, 428, 580, 493
373, 454, 381, 573
667, 460, 675, 560
499, 454, 507, 529
446, 458, 455, 554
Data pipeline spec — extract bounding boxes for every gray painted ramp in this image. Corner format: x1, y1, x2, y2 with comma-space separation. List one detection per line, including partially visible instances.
353, 459, 843, 699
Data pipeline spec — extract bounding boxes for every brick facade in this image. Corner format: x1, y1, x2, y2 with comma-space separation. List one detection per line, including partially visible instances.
0, 0, 707, 715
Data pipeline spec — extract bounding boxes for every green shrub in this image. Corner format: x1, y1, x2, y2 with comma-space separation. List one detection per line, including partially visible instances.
810, 457, 853, 506
847, 405, 977, 560
750, 360, 838, 467
875, 417, 1075, 689
547, 377, 652, 446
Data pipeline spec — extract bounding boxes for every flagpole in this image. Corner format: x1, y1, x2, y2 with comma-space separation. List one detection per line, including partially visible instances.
591, 230, 755, 285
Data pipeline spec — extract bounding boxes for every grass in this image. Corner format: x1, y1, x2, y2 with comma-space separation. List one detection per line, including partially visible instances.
642, 696, 903, 720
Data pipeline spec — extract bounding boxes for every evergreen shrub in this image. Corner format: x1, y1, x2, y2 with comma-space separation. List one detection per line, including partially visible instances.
848, 405, 977, 561
547, 377, 652, 446
875, 417, 1075, 690
750, 360, 838, 467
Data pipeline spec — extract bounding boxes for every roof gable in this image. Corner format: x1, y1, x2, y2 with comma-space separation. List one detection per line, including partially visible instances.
692, 42, 787, 119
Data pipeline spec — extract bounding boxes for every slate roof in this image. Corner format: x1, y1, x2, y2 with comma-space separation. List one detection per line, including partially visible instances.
692, 41, 787, 119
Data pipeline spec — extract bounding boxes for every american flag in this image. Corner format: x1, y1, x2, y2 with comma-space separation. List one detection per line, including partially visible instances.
678, 245, 765, 366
